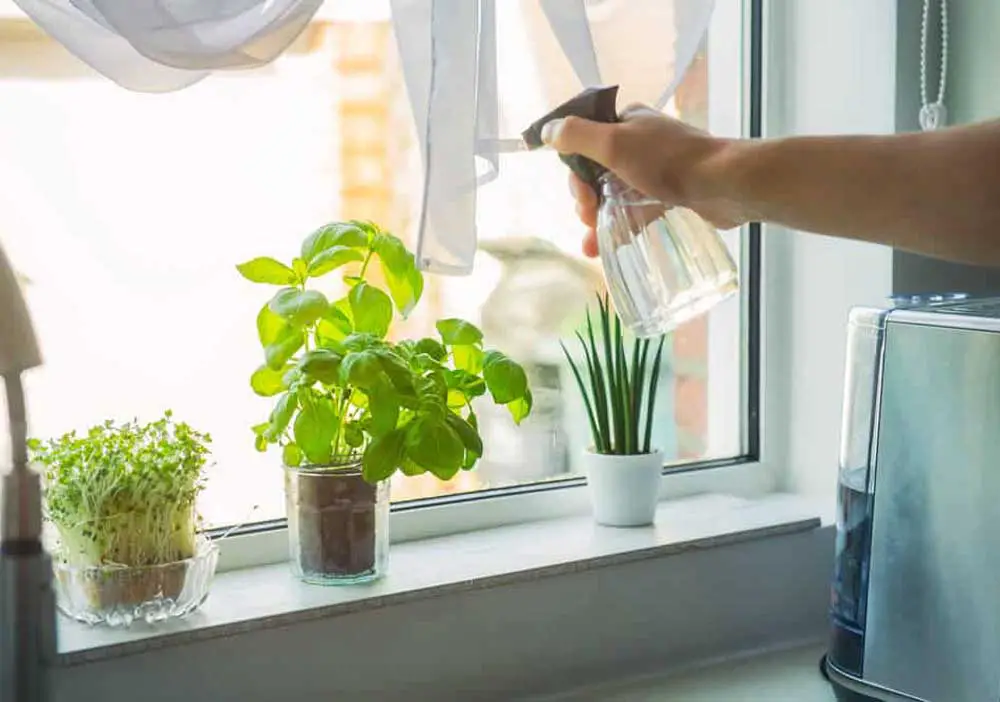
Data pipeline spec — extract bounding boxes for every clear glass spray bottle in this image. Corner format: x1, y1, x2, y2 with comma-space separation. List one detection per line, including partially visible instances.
523, 86, 738, 338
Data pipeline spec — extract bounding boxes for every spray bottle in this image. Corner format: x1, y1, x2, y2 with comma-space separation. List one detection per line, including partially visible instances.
522, 85, 738, 338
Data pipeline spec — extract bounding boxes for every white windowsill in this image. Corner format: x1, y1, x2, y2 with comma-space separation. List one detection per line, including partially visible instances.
57, 492, 824, 669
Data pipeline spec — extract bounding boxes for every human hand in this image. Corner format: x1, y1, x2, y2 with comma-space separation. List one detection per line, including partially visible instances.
541, 105, 745, 257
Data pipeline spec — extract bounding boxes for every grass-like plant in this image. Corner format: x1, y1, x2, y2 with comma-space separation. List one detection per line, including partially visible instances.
560, 295, 667, 455
28, 411, 211, 568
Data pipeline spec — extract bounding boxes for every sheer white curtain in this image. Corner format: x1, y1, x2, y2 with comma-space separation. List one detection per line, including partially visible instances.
12, 0, 715, 273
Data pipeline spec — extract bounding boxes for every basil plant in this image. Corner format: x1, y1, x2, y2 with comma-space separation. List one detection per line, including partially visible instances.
238, 221, 533, 484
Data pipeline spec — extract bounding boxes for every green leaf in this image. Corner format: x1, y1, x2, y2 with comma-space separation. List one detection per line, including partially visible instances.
301, 223, 369, 263
282, 366, 303, 391
342, 332, 381, 352
507, 387, 533, 425
269, 392, 298, 438
299, 349, 343, 385
374, 232, 423, 317
415, 372, 448, 422
399, 455, 426, 477
414, 338, 447, 362
237, 257, 297, 285
445, 412, 483, 462
250, 365, 286, 397
307, 245, 365, 277
269, 288, 328, 327
362, 429, 405, 483
483, 351, 528, 404
367, 382, 400, 436
452, 345, 484, 374
317, 304, 353, 346
436, 319, 483, 346
293, 397, 337, 465
339, 350, 384, 390
254, 434, 268, 452
349, 283, 393, 338
257, 303, 288, 347
445, 369, 486, 398
374, 349, 416, 396
404, 419, 464, 480
252, 422, 270, 436
282, 443, 303, 467
265, 328, 304, 370
292, 258, 308, 282
343, 423, 364, 448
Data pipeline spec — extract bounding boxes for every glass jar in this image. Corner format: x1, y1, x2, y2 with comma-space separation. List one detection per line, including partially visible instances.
285, 459, 390, 585
596, 173, 739, 337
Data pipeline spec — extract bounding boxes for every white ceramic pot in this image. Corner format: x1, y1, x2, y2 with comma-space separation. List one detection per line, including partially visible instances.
581, 450, 663, 527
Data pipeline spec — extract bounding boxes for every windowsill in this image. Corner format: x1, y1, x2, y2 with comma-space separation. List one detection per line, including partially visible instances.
58, 492, 821, 667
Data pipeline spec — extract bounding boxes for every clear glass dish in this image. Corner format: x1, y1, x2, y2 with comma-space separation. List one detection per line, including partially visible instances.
53, 536, 219, 627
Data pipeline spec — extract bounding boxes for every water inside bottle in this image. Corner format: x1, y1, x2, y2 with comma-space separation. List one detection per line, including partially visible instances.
596, 175, 738, 337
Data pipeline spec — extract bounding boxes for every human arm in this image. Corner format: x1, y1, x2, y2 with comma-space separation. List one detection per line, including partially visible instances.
545, 108, 1000, 266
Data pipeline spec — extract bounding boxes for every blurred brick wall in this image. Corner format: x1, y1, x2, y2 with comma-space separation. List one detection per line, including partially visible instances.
671, 46, 710, 460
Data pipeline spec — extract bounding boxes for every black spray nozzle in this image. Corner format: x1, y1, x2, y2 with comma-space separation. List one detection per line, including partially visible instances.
522, 85, 620, 193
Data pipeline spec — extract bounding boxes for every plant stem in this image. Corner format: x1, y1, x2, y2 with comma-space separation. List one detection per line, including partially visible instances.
359, 249, 375, 279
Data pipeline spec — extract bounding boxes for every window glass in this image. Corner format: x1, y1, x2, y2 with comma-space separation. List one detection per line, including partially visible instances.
0, 7, 743, 528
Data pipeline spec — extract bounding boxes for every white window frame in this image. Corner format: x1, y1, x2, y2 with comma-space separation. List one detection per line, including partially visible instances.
216, 0, 779, 573
0, 0, 902, 573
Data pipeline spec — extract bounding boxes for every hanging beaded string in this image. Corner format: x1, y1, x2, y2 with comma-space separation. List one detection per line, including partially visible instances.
919, 0, 948, 131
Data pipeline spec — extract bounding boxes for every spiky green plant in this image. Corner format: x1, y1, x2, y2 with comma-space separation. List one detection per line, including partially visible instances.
560, 295, 666, 455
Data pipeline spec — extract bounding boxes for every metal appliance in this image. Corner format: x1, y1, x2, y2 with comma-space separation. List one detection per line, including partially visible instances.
824, 295, 1000, 701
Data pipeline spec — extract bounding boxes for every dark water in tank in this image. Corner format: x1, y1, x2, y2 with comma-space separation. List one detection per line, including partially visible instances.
829, 466, 873, 675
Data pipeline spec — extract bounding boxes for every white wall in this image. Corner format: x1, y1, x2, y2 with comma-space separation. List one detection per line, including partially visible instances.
764, 0, 897, 509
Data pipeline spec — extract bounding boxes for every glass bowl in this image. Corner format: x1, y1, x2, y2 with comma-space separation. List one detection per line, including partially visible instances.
53, 536, 219, 627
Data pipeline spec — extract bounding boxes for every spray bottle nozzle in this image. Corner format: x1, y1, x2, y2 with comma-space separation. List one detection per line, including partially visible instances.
521, 85, 620, 193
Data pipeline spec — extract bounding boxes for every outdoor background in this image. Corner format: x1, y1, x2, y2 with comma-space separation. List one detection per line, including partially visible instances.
0, 4, 739, 528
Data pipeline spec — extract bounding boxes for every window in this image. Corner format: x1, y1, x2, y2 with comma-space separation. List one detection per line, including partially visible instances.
0, 0, 755, 534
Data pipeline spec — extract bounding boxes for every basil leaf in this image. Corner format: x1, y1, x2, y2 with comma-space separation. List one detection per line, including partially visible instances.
264, 327, 304, 370
236, 257, 297, 285
307, 245, 365, 277
257, 303, 288, 347
452, 344, 484, 374
362, 429, 405, 483
507, 388, 533, 425
250, 365, 286, 397
282, 443, 303, 467
293, 397, 336, 465
414, 338, 447, 361
404, 418, 463, 480
374, 231, 423, 317
436, 319, 483, 346
269, 392, 298, 437
298, 349, 343, 385
367, 382, 400, 436
349, 282, 393, 338
445, 412, 483, 461
301, 223, 368, 263
483, 350, 528, 404
339, 350, 384, 390
269, 288, 328, 327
